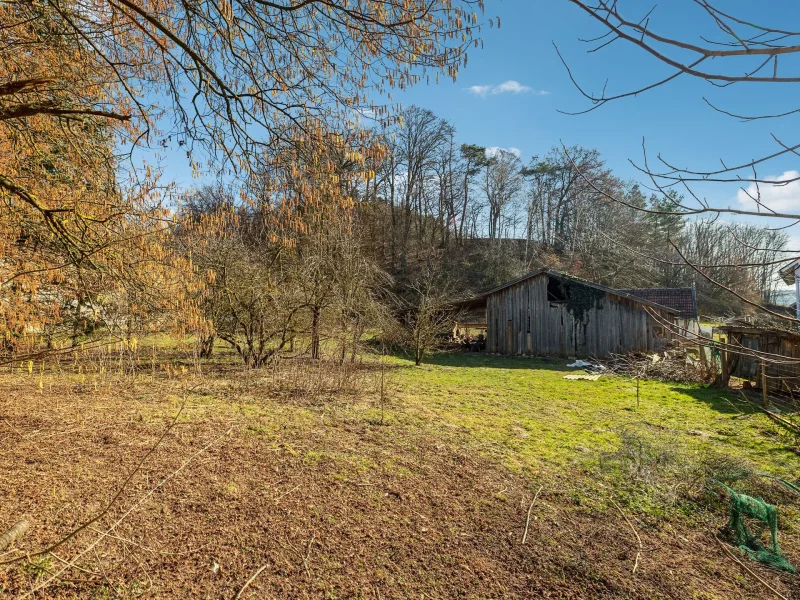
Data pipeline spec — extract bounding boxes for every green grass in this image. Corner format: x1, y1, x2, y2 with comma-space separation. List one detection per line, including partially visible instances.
384, 352, 800, 516
8, 344, 798, 597
125, 338, 800, 521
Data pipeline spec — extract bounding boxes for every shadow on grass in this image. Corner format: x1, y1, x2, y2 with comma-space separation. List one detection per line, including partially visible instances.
414, 351, 576, 371
668, 385, 761, 418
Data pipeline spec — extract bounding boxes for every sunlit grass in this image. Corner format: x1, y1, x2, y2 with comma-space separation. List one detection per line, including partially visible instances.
384, 352, 800, 518
9, 343, 798, 523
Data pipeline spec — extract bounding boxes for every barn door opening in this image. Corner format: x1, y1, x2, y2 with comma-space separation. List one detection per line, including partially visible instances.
506, 320, 513, 355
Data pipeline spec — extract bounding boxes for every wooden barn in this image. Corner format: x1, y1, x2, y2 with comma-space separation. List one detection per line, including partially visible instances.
715, 322, 800, 393
618, 287, 699, 336
463, 270, 678, 358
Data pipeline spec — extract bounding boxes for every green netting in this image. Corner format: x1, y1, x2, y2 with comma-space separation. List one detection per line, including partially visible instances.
716, 481, 797, 573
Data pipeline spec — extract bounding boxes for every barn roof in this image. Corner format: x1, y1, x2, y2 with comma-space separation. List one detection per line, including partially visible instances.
466, 269, 679, 314
617, 288, 698, 320
716, 321, 800, 339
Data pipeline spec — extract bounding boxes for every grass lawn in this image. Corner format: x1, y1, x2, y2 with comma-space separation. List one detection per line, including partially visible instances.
391, 353, 800, 507
1, 346, 799, 598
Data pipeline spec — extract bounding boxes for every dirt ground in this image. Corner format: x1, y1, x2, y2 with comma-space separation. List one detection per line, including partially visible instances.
1, 357, 798, 599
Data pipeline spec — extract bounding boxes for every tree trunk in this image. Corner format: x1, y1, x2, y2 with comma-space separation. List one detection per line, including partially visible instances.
390, 160, 396, 271
459, 170, 469, 243
71, 298, 82, 346
339, 319, 347, 365
311, 305, 321, 359
199, 335, 215, 358
350, 319, 362, 363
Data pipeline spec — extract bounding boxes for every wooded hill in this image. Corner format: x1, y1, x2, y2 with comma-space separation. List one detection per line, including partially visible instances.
352, 105, 788, 317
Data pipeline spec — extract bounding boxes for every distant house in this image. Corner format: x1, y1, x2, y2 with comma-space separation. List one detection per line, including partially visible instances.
462, 270, 678, 358
618, 287, 699, 336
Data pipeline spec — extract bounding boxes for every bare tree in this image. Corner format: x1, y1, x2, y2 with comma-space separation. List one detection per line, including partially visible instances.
483, 149, 523, 240
395, 263, 462, 365
458, 144, 490, 243
521, 146, 616, 259
556, 0, 800, 322
391, 106, 452, 271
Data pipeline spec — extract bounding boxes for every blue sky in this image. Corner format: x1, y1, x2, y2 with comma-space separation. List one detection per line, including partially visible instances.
383, 0, 800, 227
159, 0, 800, 239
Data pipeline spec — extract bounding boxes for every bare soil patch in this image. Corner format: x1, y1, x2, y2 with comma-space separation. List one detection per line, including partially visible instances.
0, 358, 797, 599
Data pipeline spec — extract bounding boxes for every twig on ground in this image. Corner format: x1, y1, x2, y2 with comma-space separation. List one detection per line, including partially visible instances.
334, 478, 376, 487
604, 349, 709, 384
92, 544, 120, 598
113, 534, 155, 595
86, 526, 211, 557
302, 531, 316, 577
0, 417, 24, 439
274, 484, 301, 505
0, 396, 187, 566
233, 563, 269, 599
765, 410, 800, 434
49, 551, 101, 578
611, 499, 643, 574
522, 485, 543, 545
721, 395, 744, 415
19, 425, 234, 599
713, 534, 787, 600
739, 390, 800, 434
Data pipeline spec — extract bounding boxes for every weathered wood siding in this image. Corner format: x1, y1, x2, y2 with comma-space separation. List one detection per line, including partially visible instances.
724, 330, 800, 393
485, 274, 672, 357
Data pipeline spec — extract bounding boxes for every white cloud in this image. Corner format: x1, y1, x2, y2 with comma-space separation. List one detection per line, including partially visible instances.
466, 84, 492, 97
466, 80, 547, 98
737, 170, 800, 212
492, 80, 531, 94
347, 106, 379, 127
486, 146, 521, 159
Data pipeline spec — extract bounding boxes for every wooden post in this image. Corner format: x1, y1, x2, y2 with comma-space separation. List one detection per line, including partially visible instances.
761, 360, 769, 408
698, 343, 708, 375
720, 348, 729, 388
0, 520, 29, 551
